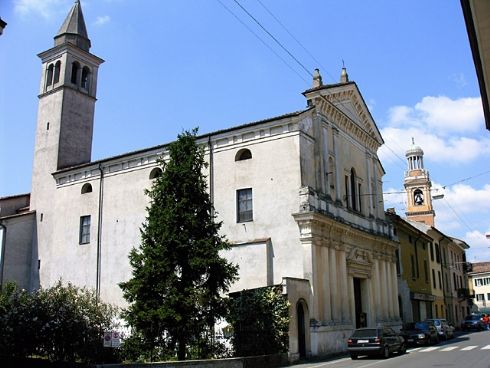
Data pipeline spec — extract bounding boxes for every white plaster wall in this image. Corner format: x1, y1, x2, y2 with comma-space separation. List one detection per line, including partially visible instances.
99, 167, 151, 305
1, 213, 35, 290
212, 129, 304, 291
44, 118, 306, 306
225, 242, 269, 291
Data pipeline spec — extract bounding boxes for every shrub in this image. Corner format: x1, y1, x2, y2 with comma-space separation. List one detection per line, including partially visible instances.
227, 286, 290, 357
0, 281, 119, 363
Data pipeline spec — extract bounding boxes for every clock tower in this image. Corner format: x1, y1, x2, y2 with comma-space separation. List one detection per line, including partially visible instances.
404, 139, 435, 226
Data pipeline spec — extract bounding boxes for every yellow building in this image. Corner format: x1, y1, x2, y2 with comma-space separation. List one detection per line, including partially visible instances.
387, 210, 434, 322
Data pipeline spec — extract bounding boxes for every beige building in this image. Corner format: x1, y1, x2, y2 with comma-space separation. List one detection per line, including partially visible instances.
0, 1, 402, 360
468, 262, 490, 314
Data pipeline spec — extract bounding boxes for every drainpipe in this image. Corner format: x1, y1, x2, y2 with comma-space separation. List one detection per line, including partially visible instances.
208, 135, 214, 213
96, 163, 104, 302
0, 222, 6, 287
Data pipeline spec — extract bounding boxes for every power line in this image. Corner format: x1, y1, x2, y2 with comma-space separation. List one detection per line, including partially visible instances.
232, 0, 313, 78
215, 0, 308, 83
440, 198, 475, 234
255, 0, 325, 71
442, 169, 490, 188
220, 0, 480, 235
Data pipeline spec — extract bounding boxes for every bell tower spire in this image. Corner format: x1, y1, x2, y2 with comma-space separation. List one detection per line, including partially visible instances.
31, 0, 103, 210
404, 139, 435, 226
55, 0, 91, 51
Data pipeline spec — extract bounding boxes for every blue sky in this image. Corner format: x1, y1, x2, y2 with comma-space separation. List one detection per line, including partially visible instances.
1, 0, 489, 260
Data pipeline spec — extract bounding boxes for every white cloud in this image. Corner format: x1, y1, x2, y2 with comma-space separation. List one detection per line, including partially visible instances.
94, 15, 110, 26
388, 96, 484, 135
415, 96, 483, 133
379, 96, 490, 165
464, 230, 490, 262
378, 127, 490, 165
14, 0, 68, 19
386, 96, 483, 133
430, 183, 490, 237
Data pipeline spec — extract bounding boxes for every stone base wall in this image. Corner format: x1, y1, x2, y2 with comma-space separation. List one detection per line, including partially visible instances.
96, 354, 288, 368
310, 324, 352, 356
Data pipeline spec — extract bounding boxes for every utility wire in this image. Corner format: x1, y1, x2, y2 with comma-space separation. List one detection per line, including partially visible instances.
215, 0, 308, 83
442, 169, 490, 188
255, 0, 326, 71
232, 0, 313, 78
222, 0, 479, 233
441, 198, 474, 233
255, 0, 342, 84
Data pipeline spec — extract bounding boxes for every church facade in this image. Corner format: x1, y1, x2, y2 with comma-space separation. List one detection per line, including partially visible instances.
0, 1, 401, 360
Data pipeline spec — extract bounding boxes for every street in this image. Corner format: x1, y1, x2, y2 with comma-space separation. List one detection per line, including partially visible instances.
294, 330, 490, 368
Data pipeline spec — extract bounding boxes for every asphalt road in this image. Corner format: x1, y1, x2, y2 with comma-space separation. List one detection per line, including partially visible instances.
293, 329, 490, 368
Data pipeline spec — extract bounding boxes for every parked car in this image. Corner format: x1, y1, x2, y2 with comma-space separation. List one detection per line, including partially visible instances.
347, 327, 406, 359
424, 318, 454, 340
400, 321, 439, 346
462, 314, 484, 331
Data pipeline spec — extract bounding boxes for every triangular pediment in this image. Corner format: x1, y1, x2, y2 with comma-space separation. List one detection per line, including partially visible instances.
303, 82, 384, 149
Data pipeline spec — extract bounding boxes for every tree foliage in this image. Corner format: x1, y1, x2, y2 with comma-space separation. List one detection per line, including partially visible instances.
0, 281, 118, 363
119, 128, 238, 360
227, 286, 290, 357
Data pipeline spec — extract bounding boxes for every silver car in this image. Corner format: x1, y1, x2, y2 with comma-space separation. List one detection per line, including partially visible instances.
424, 318, 454, 340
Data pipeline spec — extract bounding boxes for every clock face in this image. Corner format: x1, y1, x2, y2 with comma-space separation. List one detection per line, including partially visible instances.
414, 189, 424, 205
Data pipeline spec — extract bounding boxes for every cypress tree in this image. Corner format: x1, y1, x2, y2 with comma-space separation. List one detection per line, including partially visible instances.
120, 129, 238, 360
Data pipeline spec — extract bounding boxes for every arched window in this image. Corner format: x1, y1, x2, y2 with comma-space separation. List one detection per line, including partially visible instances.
81, 66, 90, 89
81, 183, 93, 194
350, 168, 357, 211
46, 64, 54, 87
149, 167, 162, 179
53, 60, 61, 84
235, 148, 252, 161
71, 61, 80, 84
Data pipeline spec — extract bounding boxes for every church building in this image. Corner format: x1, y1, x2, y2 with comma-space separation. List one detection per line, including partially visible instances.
0, 1, 402, 360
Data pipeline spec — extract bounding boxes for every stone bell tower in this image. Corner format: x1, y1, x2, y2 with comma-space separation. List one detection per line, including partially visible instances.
404, 139, 435, 226
30, 0, 103, 210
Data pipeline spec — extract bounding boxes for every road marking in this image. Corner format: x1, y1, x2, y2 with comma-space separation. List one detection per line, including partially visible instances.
461, 345, 477, 351
482, 345, 490, 350
420, 346, 439, 352
407, 347, 422, 352
440, 346, 458, 351
307, 358, 351, 367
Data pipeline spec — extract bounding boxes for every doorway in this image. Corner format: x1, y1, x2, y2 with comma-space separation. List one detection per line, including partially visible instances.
297, 302, 306, 358
354, 278, 365, 328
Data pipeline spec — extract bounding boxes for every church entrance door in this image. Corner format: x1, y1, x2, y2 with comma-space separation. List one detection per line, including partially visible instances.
354, 277, 366, 328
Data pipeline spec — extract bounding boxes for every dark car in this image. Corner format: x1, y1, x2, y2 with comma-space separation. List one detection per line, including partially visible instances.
462, 314, 484, 331
347, 327, 406, 359
400, 321, 439, 346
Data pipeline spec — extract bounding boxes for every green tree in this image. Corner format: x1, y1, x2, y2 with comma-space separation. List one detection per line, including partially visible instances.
120, 129, 238, 361
228, 286, 290, 357
0, 281, 118, 363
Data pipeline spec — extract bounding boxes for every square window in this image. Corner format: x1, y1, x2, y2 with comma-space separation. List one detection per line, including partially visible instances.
79, 215, 91, 244
237, 188, 253, 223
